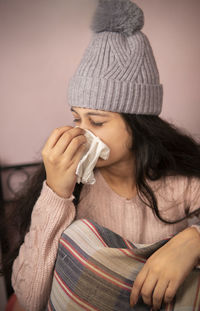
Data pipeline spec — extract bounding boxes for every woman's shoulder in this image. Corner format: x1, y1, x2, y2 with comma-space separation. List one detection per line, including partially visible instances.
150, 174, 200, 204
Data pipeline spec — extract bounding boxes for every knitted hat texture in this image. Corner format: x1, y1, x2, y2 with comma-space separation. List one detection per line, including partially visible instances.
68, 0, 163, 115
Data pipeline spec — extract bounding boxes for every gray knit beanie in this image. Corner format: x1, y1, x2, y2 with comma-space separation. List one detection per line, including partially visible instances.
68, 0, 163, 115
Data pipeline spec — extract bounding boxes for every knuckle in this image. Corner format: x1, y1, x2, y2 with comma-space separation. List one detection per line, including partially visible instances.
135, 273, 144, 284
48, 154, 57, 164
133, 283, 140, 292
73, 135, 85, 146
53, 127, 62, 134
71, 127, 84, 137
54, 126, 71, 135
41, 148, 46, 157
42, 149, 49, 159
164, 294, 174, 303
77, 127, 85, 135
141, 289, 150, 298
164, 290, 175, 303
64, 131, 73, 141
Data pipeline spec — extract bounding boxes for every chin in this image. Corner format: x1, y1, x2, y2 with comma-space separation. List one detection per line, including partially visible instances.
95, 157, 113, 168
95, 160, 104, 168
95, 158, 108, 168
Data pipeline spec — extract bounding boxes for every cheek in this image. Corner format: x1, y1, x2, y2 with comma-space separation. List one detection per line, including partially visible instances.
101, 129, 132, 160
110, 139, 131, 159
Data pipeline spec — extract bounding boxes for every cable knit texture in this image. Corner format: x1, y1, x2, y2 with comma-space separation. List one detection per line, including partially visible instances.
12, 181, 76, 311
12, 171, 200, 310
68, 1, 163, 115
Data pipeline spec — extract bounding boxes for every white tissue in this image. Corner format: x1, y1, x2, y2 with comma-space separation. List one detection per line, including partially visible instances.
76, 129, 110, 185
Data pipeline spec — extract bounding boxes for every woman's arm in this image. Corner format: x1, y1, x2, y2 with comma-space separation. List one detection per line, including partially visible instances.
131, 176, 200, 310
130, 226, 200, 310
12, 126, 87, 311
12, 181, 76, 311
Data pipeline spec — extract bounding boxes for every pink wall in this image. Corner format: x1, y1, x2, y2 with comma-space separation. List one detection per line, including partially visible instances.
0, 0, 200, 165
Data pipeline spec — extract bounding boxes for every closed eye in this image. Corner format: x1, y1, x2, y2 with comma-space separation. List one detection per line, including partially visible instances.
73, 118, 105, 127
73, 118, 81, 123
90, 120, 105, 127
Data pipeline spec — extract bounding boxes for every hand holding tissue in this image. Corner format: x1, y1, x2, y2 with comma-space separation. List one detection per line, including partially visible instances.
76, 130, 110, 185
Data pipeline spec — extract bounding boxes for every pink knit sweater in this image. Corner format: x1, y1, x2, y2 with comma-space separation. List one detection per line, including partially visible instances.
12, 170, 200, 311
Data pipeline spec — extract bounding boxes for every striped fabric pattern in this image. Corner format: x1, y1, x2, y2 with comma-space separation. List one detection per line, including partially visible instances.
47, 219, 200, 311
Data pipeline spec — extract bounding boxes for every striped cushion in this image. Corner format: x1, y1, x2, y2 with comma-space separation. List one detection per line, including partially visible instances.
47, 219, 200, 311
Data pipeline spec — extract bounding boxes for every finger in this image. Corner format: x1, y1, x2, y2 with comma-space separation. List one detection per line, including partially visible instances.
52, 127, 85, 151
62, 134, 87, 162
140, 273, 158, 306
52, 131, 87, 157
70, 143, 88, 170
43, 126, 73, 150
152, 279, 169, 310
130, 267, 148, 307
163, 281, 177, 305
44, 126, 84, 150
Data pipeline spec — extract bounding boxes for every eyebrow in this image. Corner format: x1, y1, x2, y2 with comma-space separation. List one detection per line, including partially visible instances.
71, 107, 110, 117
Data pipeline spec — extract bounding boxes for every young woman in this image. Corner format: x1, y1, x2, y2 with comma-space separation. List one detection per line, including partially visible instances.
2, 0, 200, 310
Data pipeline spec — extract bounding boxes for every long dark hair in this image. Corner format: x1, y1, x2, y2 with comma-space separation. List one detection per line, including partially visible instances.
1, 114, 200, 275
121, 114, 200, 223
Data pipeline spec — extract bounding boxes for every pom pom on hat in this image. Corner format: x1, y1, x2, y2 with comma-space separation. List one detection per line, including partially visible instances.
91, 0, 144, 36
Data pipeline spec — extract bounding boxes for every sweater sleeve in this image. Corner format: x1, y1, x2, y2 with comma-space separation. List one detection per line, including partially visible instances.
11, 181, 76, 311
186, 177, 200, 229
185, 177, 200, 268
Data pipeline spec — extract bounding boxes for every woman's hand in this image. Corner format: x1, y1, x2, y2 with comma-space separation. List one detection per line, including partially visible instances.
42, 126, 86, 198
130, 227, 200, 310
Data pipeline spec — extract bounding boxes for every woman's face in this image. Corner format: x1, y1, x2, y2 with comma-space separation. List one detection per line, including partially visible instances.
71, 107, 133, 168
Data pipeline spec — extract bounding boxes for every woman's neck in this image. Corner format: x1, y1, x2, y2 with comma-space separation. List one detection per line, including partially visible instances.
99, 162, 137, 199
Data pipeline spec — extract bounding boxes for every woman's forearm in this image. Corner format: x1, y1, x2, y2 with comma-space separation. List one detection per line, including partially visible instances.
187, 226, 200, 266
130, 225, 200, 309
12, 181, 76, 311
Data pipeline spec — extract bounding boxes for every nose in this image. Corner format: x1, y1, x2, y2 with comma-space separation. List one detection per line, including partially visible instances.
78, 120, 88, 131
78, 121, 96, 136
76, 118, 91, 130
